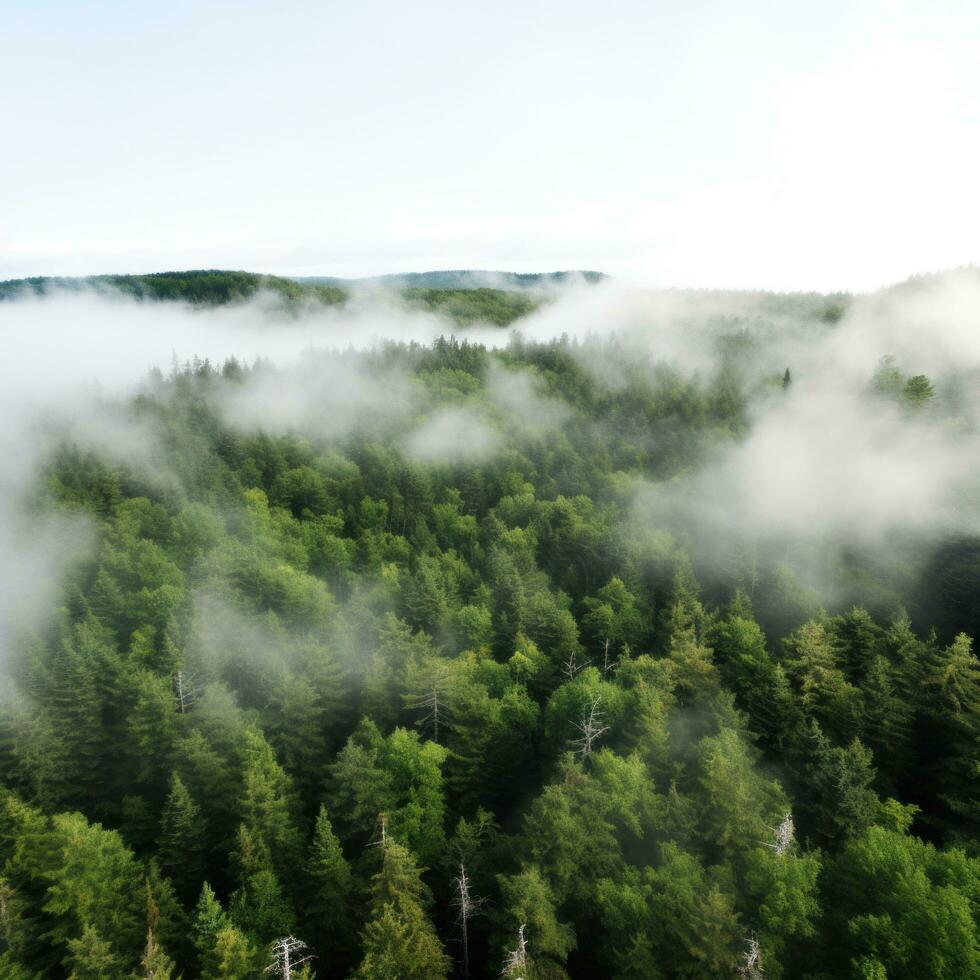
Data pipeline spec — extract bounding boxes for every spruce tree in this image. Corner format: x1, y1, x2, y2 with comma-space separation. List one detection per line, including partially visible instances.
354, 840, 450, 979
65, 925, 124, 979
305, 805, 353, 967
157, 772, 206, 902
192, 883, 231, 972
236, 728, 302, 881
137, 928, 177, 980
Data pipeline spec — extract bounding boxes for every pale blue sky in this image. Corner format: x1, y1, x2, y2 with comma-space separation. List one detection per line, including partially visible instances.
3, 1, 979, 289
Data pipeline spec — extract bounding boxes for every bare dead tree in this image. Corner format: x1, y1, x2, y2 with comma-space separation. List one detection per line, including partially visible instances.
601, 637, 614, 674
501, 922, 528, 978
452, 861, 486, 978
266, 936, 313, 980
408, 685, 444, 743
404, 662, 453, 743
172, 668, 198, 715
561, 650, 590, 681
572, 696, 609, 760
738, 935, 764, 979
368, 811, 390, 851
760, 812, 795, 855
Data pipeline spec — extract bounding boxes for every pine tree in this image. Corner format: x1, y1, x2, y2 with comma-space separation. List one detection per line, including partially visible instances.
192, 883, 231, 972
194, 885, 263, 980
859, 654, 912, 792
206, 925, 261, 980
490, 549, 526, 659
305, 805, 353, 968
497, 865, 576, 978
138, 928, 177, 980
43, 812, 144, 970
127, 670, 181, 797
236, 728, 302, 881
144, 862, 188, 971
354, 840, 450, 979
42, 625, 112, 810
922, 633, 979, 840
666, 599, 719, 706
65, 925, 124, 979
781, 620, 861, 741
157, 772, 206, 902
230, 867, 294, 946
798, 723, 880, 846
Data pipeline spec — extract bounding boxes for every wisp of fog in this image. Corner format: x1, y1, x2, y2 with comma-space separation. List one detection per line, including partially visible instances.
0, 272, 978, 666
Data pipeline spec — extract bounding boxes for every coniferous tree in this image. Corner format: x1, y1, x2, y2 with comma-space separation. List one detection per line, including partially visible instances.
65, 925, 124, 980
921, 632, 979, 840
354, 840, 450, 980
305, 805, 353, 969
235, 728, 302, 882
157, 772, 206, 902
192, 883, 231, 972
137, 928, 177, 980
796, 723, 880, 846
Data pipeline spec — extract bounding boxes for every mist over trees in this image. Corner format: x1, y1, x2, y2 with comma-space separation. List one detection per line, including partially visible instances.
0, 272, 977, 978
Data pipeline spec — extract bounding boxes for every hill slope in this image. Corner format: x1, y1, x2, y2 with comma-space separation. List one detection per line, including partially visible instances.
0, 269, 547, 326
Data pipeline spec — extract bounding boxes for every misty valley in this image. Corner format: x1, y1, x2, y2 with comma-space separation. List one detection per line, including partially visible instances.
0, 269, 977, 979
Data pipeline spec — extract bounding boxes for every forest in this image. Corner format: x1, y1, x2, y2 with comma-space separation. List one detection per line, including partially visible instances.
0, 272, 539, 327
0, 270, 976, 979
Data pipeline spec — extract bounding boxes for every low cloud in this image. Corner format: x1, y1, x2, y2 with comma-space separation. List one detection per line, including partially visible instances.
0, 270, 977, 662
405, 406, 499, 464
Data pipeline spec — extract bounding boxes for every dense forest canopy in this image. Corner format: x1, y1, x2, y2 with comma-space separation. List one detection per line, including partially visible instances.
0, 272, 539, 327
0, 270, 977, 979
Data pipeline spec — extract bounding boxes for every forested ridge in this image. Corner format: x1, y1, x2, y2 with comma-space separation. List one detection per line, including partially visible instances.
0, 279, 977, 979
0, 272, 540, 327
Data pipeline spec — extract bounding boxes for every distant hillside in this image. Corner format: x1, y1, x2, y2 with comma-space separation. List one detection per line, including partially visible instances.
0, 269, 545, 326
0, 267, 860, 327
0, 270, 345, 307
295, 269, 607, 290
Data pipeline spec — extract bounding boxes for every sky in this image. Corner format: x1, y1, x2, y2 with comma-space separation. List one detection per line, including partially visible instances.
3, 0, 980, 291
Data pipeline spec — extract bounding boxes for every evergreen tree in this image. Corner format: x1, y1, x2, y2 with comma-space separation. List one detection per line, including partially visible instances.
204, 926, 261, 980
192, 882, 231, 972
157, 772, 206, 902
235, 728, 302, 882
796, 723, 880, 846
137, 928, 177, 980
305, 805, 353, 968
921, 633, 979, 840
66, 925, 124, 980
497, 865, 576, 979
354, 840, 450, 980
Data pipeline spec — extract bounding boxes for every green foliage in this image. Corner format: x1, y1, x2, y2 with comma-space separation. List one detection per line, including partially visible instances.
597, 846, 743, 979
695, 727, 787, 859
497, 864, 576, 978
354, 840, 451, 979
822, 826, 980, 977
304, 805, 354, 967
331, 720, 448, 866
235, 727, 302, 880
43, 812, 145, 971
402, 287, 539, 326
137, 928, 177, 980
192, 883, 232, 970
0, 322, 975, 979
66, 925, 125, 979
